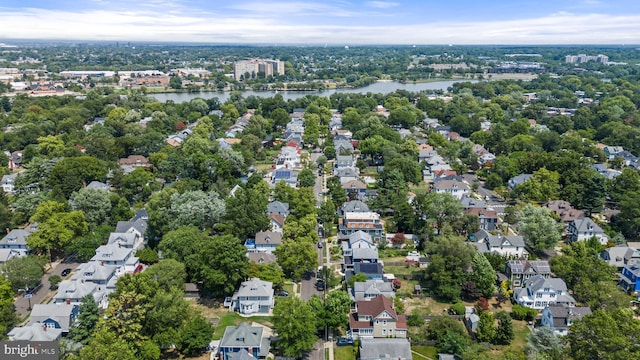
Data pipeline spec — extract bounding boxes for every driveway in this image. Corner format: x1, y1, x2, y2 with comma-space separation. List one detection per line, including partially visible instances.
14, 260, 81, 318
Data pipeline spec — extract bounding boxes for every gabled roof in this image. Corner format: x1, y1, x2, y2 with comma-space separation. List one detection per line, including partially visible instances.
234, 278, 273, 298
86, 181, 109, 191
433, 179, 469, 190
269, 213, 285, 227
254, 231, 282, 245
473, 229, 525, 248
359, 338, 412, 360
342, 179, 367, 190
600, 245, 639, 268
460, 195, 487, 209
267, 201, 289, 215
131, 209, 149, 222
54, 280, 103, 302
465, 207, 497, 218
356, 295, 397, 319
115, 218, 148, 235
342, 200, 370, 213
228, 349, 256, 360
247, 252, 277, 265
107, 232, 139, 247
352, 247, 379, 261
8, 323, 62, 341
91, 244, 134, 262
570, 217, 604, 234
526, 275, 568, 293
353, 280, 395, 301
545, 304, 591, 326
506, 260, 551, 275
220, 322, 263, 348
28, 303, 78, 331
0, 229, 30, 247
72, 261, 119, 282
348, 230, 374, 246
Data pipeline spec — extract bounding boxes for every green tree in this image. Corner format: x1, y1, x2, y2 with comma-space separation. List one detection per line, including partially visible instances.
27, 210, 89, 257
275, 238, 318, 281
48, 156, 108, 198
516, 204, 562, 252
225, 185, 269, 239
298, 169, 316, 188
136, 248, 159, 265
80, 327, 137, 360
272, 297, 317, 358
493, 311, 514, 345
176, 314, 214, 356
2, 255, 44, 291
512, 168, 560, 203
469, 253, 496, 299
0, 276, 16, 338
145, 259, 187, 292
525, 326, 564, 360
70, 188, 112, 227
71, 295, 100, 344
425, 236, 476, 302
567, 309, 640, 360
415, 192, 463, 234
426, 316, 470, 352
476, 311, 495, 343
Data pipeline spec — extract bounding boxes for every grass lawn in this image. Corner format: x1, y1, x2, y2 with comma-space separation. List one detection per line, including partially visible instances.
411, 345, 438, 360
384, 265, 422, 276
189, 302, 272, 340
282, 282, 295, 295
333, 345, 356, 360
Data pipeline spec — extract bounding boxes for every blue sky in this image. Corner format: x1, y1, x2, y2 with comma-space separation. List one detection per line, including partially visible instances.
1, 0, 640, 44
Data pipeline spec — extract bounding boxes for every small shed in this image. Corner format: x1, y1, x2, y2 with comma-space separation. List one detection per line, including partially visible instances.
184, 283, 200, 300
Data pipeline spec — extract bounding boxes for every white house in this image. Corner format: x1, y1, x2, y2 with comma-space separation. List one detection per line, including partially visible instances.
0, 229, 30, 259
472, 230, 528, 258
514, 275, 575, 310
567, 217, 609, 244
433, 179, 469, 200
1, 173, 17, 194
227, 278, 274, 315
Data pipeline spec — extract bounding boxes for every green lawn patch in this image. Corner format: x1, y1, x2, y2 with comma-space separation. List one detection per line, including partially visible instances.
411, 345, 438, 360
333, 344, 356, 360
211, 312, 272, 340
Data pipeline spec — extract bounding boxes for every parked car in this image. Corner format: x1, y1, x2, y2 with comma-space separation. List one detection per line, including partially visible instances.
317, 241, 323, 249
337, 337, 354, 346
316, 280, 325, 291
61, 268, 72, 277
275, 290, 289, 297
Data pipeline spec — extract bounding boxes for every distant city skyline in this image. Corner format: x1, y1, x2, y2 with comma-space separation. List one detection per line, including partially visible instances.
1, 0, 640, 45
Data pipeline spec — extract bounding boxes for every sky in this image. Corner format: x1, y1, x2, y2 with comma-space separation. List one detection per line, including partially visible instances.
1, 0, 640, 45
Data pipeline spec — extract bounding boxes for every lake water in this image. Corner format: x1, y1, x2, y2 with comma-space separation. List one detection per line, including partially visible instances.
149, 80, 475, 103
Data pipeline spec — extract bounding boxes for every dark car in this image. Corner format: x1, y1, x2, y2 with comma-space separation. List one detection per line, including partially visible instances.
337, 337, 354, 346
316, 280, 325, 291
317, 241, 323, 249
61, 268, 72, 277
275, 290, 289, 297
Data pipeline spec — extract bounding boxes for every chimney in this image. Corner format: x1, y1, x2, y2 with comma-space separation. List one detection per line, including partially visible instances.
5, 228, 9, 234
43, 325, 46, 332
66, 299, 70, 304
118, 243, 121, 248
100, 261, 104, 266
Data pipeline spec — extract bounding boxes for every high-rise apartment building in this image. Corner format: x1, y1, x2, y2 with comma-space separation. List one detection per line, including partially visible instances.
234, 59, 285, 80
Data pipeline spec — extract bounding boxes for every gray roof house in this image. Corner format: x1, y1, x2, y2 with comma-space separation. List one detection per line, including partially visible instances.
541, 304, 592, 336
508, 174, 533, 190
219, 322, 270, 360
28, 303, 79, 333
247, 252, 277, 265
460, 195, 487, 209
600, 244, 640, 271
254, 231, 282, 254
359, 338, 413, 360
335, 154, 356, 168
505, 260, 551, 288
8, 323, 62, 341
107, 232, 142, 249
352, 279, 396, 302
568, 217, 609, 244
86, 180, 110, 191
53, 280, 108, 308
433, 179, 469, 200
71, 261, 120, 287
472, 229, 528, 258
334, 139, 354, 153
267, 201, 289, 216
1, 173, 17, 194
342, 200, 370, 213
514, 275, 575, 310
0, 229, 30, 254
228, 278, 274, 315
115, 218, 148, 239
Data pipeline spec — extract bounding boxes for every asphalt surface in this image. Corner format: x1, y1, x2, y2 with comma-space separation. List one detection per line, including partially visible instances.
14, 260, 81, 318
462, 173, 507, 215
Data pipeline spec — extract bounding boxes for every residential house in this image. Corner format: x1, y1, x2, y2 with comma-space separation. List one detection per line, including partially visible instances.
0, 229, 30, 258
352, 279, 396, 302
334, 140, 355, 156
600, 244, 640, 271
107, 232, 143, 250
342, 231, 378, 270
118, 155, 151, 174
465, 208, 498, 231
335, 155, 356, 169
604, 146, 624, 159
359, 338, 412, 360
253, 231, 282, 254
91, 244, 139, 273
353, 263, 385, 281
544, 200, 584, 224
505, 260, 551, 288
7, 323, 62, 342
513, 275, 575, 310
339, 212, 384, 241
472, 230, 528, 258
567, 217, 609, 244
619, 264, 640, 292
340, 200, 370, 217
267, 201, 289, 216
71, 261, 120, 289
460, 195, 487, 210
247, 252, 277, 265
268, 213, 285, 233
218, 323, 270, 360
0, 248, 23, 264
114, 218, 148, 240
131, 209, 148, 222
438, 354, 456, 360
28, 303, 79, 333
508, 174, 533, 190
271, 169, 298, 188
348, 295, 407, 339
336, 167, 360, 184
53, 280, 108, 308
541, 304, 592, 336
275, 146, 301, 170
1, 173, 17, 194
433, 178, 469, 200
228, 278, 274, 315
342, 179, 367, 200
86, 180, 110, 191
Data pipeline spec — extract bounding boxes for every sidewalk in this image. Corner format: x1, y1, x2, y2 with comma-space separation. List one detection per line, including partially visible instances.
324, 341, 334, 360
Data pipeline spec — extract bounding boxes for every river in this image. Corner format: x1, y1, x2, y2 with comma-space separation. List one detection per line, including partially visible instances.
149, 80, 475, 103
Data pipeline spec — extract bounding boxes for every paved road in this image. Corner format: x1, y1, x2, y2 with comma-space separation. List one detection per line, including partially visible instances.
462, 173, 507, 215
14, 260, 81, 318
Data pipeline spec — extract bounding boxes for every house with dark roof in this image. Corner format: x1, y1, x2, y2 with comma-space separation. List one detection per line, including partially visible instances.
508, 174, 533, 190
465, 207, 498, 231
339, 200, 370, 217
514, 275, 575, 310
115, 218, 148, 240
336, 167, 360, 184
342, 179, 367, 200
433, 178, 469, 200
619, 264, 640, 292
348, 295, 407, 339
568, 217, 609, 244
359, 338, 412, 360
505, 260, 551, 288
28, 303, 79, 333
460, 195, 487, 210
271, 169, 298, 188
0, 229, 30, 258
247, 252, 277, 265
472, 229, 527, 258
541, 304, 591, 336
228, 278, 274, 315
218, 323, 270, 360
353, 263, 385, 281
544, 200, 584, 224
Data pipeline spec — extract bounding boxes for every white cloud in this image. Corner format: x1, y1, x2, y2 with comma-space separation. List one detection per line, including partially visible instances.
366, 1, 400, 8
0, 8, 639, 44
